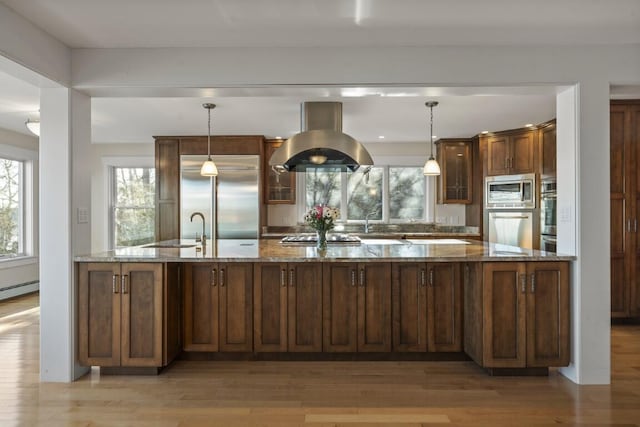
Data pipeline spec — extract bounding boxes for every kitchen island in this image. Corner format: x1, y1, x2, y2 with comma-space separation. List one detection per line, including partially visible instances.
76, 238, 574, 376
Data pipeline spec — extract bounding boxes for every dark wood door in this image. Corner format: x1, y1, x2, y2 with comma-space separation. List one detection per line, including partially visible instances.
253, 263, 288, 352
357, 263, 391, 352
120, 263, 163, 367
264, 140, 296, 204
288, 263, 323, 352
183, 263, 219, 351
427, 263, 462, 352
633, 105, 640, 315
526, 262, 570, 367
323, 263, 358, 352
439, 141, 472, 203
486, 135, 509, 176
610, 105, 631, 317
482, 262, 527, 368
78, 262, 121, 367
539, 121, 557, 178
219, 262, 254, 352
391, 263, 427, 352
510, 131, 536, 174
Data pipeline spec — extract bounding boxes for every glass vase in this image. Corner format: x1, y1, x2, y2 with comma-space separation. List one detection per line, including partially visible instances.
316, 229, 328, 251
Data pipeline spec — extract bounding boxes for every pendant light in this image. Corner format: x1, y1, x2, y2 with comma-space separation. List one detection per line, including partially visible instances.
25, 118, 40, 136
423, 101, 441, 176
200, 103, 219, 176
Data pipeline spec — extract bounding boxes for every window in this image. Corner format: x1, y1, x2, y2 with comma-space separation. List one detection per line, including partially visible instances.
0, 157, 24, 257
303, 166, 427, 223
111, 167, 155, 248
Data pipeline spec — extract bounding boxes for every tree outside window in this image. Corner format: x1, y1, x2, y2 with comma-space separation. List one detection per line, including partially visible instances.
112, 167, 155, 248
0, 158, 22, 256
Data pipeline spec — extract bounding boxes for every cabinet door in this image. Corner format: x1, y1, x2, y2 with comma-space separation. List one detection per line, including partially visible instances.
78, 263, 121, 367
610, 106, 632, 317
526, 262, 570, 367
486, 135, 510, 176
155, 139, 180, 240
391, 263, 427, 352
264, 140, 296, 204
439, 142, 472, 203
254, 263, 288, 352
219, 263, 254, 352
183, 263, 219, 351
427, 263, 462, 352
482, 262, 527, 368
323, 263, 358, 352
540, 122, 557, 177
357, 263, 391, 352
510, 131, 536, 174
288, 263, 323, 352
120, 263, 163, 367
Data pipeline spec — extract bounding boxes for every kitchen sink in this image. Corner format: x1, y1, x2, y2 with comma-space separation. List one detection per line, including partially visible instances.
143, 243, 197, 249
360, 239, 404, 245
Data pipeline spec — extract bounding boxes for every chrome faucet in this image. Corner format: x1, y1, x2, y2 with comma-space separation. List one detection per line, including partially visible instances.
190, 212, 206, 246
364, 209, 379, 234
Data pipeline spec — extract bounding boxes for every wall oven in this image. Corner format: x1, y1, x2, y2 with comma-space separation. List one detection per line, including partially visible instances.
485, 173, 536, 209
540, 179, 557, 236
541, 234, 557, 253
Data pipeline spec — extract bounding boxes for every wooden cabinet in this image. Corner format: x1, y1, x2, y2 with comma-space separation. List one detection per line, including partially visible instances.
78, 262, 164, 367
610, 102, 640, 318
155, 139, 180, 241
392, 262, 462, 352
183, 262, 253, 352
486, 129, 536, 176
539, 120, 557, 178
482, 262, 569, 368
264, 139, 296, 204
323, 263, 391, 352
254, 263, 323, 352
436, 139, 473, 204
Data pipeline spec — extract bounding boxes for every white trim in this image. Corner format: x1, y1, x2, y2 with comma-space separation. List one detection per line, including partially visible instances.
0, 255, 38, 269
0, 142, 38, 161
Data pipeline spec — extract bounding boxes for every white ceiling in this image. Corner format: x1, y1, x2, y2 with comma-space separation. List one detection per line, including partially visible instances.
1, 1, 638, 142
1, 0, 640, 48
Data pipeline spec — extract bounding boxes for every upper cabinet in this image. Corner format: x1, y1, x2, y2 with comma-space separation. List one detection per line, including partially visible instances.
539, 120, 557, 178
486, 129, 536, 176
264, 139, 296, 204
436, 139, 473, 204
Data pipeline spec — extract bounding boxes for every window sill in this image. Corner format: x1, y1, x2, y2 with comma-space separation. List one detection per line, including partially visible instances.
0, 256, 38, 270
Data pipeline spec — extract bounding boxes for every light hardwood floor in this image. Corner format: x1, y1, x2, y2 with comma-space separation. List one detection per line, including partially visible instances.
1, 293, 639, 426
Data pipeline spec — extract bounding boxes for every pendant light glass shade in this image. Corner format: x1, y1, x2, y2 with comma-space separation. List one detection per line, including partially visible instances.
423, 101, 441, 176
201, 103, 218, 177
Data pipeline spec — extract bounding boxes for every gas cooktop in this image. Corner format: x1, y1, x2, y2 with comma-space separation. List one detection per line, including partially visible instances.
280, 234, 361, 245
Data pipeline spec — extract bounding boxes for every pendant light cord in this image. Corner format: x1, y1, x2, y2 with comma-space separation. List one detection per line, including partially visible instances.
429, 104, 434, 157
207, 105, 212, 160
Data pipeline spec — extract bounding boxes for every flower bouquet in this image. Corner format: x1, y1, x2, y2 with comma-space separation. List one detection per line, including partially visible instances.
303, 205, 340, 250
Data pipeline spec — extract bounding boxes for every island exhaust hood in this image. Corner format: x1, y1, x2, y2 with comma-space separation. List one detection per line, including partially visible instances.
269, 102, 374, 172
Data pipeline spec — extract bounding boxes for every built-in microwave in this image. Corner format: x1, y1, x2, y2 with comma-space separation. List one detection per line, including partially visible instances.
485, 173, 536, 209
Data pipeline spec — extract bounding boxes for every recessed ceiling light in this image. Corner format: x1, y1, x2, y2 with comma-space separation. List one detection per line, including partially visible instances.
25, 119, 40, 136
432, 135, 437, 140
275, 136, 282, 140
378, 135, 385, 139
525, 123, 534, 127
481, 130, 489, 134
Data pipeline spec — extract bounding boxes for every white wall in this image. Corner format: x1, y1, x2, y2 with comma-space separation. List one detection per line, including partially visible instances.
89, 143, 154, 252
0, 128, 39, 299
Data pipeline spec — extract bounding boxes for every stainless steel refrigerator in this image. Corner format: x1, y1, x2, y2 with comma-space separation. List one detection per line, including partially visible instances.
180, 155, 260, 239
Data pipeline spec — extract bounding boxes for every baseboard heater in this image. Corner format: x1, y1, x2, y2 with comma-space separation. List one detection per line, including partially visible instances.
0, 280, 39, 301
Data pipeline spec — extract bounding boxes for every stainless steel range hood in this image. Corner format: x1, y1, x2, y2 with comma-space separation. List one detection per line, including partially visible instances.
269, 102, 374, 172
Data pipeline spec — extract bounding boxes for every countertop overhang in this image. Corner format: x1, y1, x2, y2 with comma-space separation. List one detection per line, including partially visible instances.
75, 239, 576, 263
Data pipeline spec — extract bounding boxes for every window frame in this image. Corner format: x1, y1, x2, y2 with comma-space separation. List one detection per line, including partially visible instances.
298, 165, 433, 225
105, 157, 155, 250
0, 143, 37, 266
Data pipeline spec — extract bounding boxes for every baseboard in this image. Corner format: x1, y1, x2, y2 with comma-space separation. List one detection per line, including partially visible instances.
0, 281, 39, 302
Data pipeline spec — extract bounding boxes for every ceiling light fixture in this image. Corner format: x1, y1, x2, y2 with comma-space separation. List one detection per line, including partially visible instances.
25, 118, 40, 136
200, 103, 218, 177
423, 101, 441, 176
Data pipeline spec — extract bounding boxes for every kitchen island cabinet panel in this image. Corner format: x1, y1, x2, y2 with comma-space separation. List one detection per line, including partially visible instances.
183, 263, 219, 351
357, 263, 392, 352
463, 263, 483, 365
427, 263, 462, 352
323, 263, 358, 352
288, 263, 323, 352
392, 263, 427, 352
254, 263, 288, 352
219, 263, 254, 352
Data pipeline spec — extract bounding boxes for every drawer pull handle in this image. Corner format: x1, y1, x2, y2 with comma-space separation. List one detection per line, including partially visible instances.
290, 269, 295, 287
520, 274, 526, 293
420, 269, 426, 287
212, 269, 217, 286
531, 273, 536, 293
351, 270, 356, 287
112, 274, 119, 293
281, 269, 287, 287
429, 268, 434, 287
359, 268, 365, 287
220, 269, 225, 287
121, 274, 128, 294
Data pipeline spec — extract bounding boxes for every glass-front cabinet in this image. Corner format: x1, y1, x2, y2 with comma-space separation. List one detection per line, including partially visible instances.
436, 139, 473, 204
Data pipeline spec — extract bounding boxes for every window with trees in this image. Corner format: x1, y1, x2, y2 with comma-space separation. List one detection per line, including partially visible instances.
111, 167, 155, 248
0, 157, 24, 257
304, 166, 426, 223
